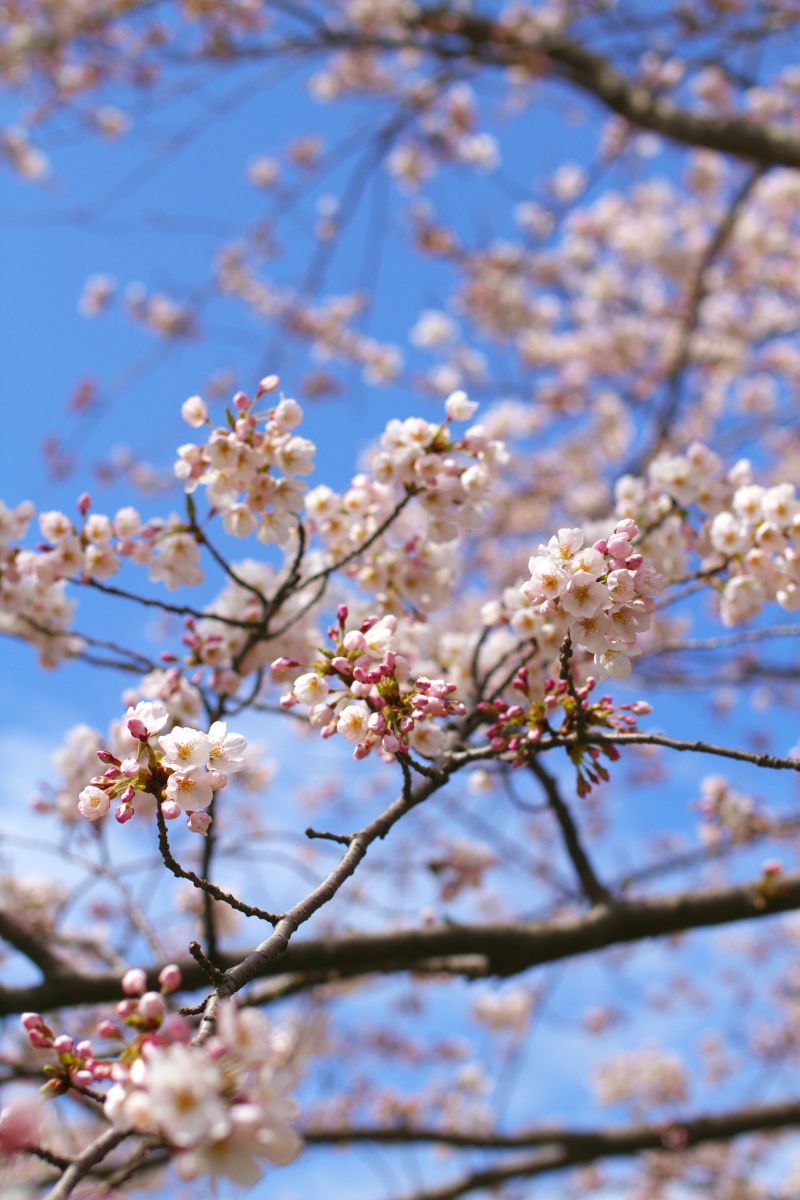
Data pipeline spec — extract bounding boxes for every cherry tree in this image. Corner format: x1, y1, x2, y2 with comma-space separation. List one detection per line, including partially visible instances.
3, 2, 800, 1197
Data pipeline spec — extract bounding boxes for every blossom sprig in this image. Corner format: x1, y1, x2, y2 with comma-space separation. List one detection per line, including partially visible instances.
175, 376, 314, 548
520, 519, 665, 680
77, 700, 247, 835
304, 391, 508, 613
477, 667, 652, 796
618, 444, 800, 626
276, 604, 464, 760
22, 967, 301, 1189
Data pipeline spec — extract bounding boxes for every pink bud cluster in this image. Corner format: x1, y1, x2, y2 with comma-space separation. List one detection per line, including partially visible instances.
520, 520, 665, 680
77, 700, 247, 835
275, 605, 464, 760
22, 1011, 113, 1096
480, 669, 652, 795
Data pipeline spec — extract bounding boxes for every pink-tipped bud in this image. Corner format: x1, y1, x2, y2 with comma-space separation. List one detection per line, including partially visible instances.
160, 800, 181, 820
256, 374, 280, 396
97, 1020, 122, 1040
75, 1041, 93, 1057
121, 968, 148, 997
208, 769, 228, 791
115, 803, 134, 824
187, 811, 212, 835
96, 749, 121, 766
270, 656, 300, 675
138, 992, 166, 1022
233, 390, 250, 411
126, 717, 149, 741
119, 783, 135, 804
21, 1013, 45, 1032
158, 964, 183, 993
77, 492, 91, 517
28, 1029, 53, 1049
53, 1035, 74, 1054
367, 712, 387, 735
115, 999, 137, 1019
337, 603, 349, 625
72, 1070, 93, 1088
353, 741, 372, 761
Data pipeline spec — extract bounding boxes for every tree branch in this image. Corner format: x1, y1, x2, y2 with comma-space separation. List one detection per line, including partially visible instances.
5, 868, 800, 1016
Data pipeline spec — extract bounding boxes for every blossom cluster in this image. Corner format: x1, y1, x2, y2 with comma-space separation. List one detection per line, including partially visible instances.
20, 967, 301, 1188
304, 390, 508, 613
77, 699, 247, 835
519, 519, 665, 680
696, 775, 764, 844
174, 378, 315, 547
0, 498, 79, 667
594, 1047, 689, 1111
617, 444, 800, 626
276, 605, 464, 760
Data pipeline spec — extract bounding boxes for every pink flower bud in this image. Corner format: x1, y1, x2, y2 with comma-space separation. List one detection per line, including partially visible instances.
138, 992, 166, 1021
208, 769, 228, 791
115, 803, 134, 824
187, 811, 212, 835
21, 1013, 44, 1032
72, 1070, 93, 1088
763, 859, 783, 877
256, 373, 280, 396
270, 656, 300, 675
233, 390, 250, 410
96, 1020, 122, 1040
367, 712, 387, 735
127, 717, 149, 741
161, 1014, 191, 1043
77, 492, 91, 517
75, 1041, 93, 1057
28, 1030, 53, 1049
353, 741, 372, 760
53, 1035, 74, 1054
116, 999, 137, 1019
96, 749, 121, 765
158, 964, 183, 993
337, 604, 349, 624
161, 800, 181, 820
121, 968, 148, 997
119, 783, 135, 803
